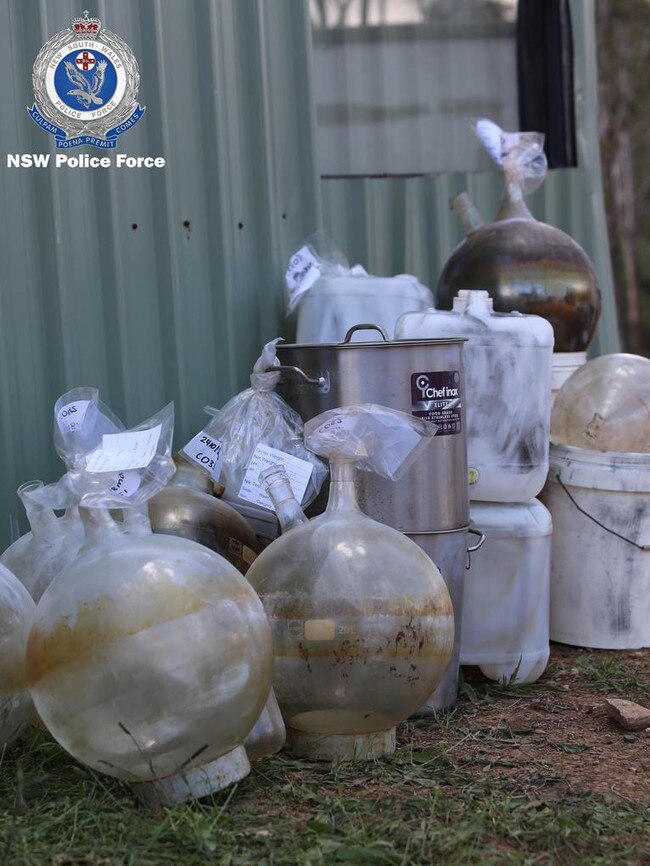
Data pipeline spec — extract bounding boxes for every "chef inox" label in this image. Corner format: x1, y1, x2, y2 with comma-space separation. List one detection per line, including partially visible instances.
410, 371, 462, 435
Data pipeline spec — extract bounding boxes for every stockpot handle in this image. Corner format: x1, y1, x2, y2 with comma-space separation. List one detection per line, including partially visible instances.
466, 528, 486, 570
263, 365, 327, 389
342, 323, 390, 343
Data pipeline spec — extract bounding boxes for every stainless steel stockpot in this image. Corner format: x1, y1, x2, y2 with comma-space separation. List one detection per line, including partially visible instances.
275, 325, 469, 532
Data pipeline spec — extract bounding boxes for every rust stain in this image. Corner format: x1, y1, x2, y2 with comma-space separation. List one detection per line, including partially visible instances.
267, 594, 453, 621
0, 659, 28, 693
27, 581, 208, 686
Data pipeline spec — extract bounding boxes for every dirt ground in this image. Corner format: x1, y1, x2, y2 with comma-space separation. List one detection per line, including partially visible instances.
420, 644, 650, 803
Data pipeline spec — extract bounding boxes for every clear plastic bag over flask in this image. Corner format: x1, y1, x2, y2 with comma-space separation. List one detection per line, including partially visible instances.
201, 339, 327, 508
26, 407, 274, 803
1, 482, 85, 602
0, 388, 122, 601
245, 405, 455, 761
0, 563, 36, 746
53, 387, 124, 470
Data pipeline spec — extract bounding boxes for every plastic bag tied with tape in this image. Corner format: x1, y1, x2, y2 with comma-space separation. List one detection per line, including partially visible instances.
202, 339, 327, 508
474, 118, 547, 201
31, 403, 175, 510
304, 403, 437, 480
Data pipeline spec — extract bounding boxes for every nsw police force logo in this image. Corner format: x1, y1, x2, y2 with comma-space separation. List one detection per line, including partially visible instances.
28, 11, 145, 149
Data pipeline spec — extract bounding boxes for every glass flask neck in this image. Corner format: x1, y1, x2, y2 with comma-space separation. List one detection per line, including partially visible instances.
18, 481, 59, 537
62, 505, 81, 526
123, 505, 153, 535
325, 460, 361, 515
261, 466, 308, 533
451, 192, 484, 235
496, 168, 534, 221
79, 506, 123, 547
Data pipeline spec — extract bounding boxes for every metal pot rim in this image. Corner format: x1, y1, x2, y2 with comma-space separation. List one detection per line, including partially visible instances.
277, 337, 467, 351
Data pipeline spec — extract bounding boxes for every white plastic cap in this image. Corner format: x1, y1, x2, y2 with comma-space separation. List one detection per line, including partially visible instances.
453, 290, 494, 313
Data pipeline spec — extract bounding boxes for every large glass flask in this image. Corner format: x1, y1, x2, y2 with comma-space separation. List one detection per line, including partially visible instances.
1, 482, 84, 602
27, 507, 273, 802
551, 354, 650, 452
436, 120, 601, 352
0, 563, 36, 746
246, 459, 454, 761
149, 456, 261, 575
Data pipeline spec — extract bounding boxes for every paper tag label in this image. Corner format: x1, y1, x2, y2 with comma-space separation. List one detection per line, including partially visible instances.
304, 619, 336, 642
238, 444, 313, 511
86, 425, 162, 472
182, 430, 223, 482
57, 400, 91, 433
109, 470, 142, 499
285, 245, 321, 307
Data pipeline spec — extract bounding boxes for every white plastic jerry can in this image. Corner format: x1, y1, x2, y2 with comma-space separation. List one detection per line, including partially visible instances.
460, 498, 552, 684
396, 290, 554, 502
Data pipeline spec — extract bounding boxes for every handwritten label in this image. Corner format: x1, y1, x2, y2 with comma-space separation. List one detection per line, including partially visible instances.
238, 443, 313, 511
285, 245, 321, 308
182, 430, 223, 482
57, 400, 91, 433
309, 415, 358, 442
85, 425, 162, 472
109, 470, 142, 499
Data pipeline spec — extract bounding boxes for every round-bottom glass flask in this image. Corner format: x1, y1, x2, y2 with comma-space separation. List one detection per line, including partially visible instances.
26, 509, 273, 801
246, 462, 455, 760
0, 564, 36, 746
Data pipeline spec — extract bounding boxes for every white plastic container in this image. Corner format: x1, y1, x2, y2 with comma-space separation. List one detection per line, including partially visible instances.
296, 274, 432, 344
551, 351, 587, 405
396, 290, 554, 502
460, 499, 552, 683
541, 444, 650, 649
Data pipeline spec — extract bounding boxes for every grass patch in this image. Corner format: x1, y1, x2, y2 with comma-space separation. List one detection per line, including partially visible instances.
572, 655, 649, 698
1, 727, 648, 866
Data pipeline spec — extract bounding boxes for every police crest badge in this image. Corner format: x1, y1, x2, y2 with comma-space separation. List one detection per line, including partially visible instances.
28, 10, 145, 149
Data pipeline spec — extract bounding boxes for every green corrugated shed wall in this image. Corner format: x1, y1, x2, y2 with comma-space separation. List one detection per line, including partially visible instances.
0, 0, 618, 549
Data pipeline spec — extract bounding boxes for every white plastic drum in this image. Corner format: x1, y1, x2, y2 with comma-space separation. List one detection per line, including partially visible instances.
296, 274, 432, 344
541, 444, 650, 649
460, 500, 552, 683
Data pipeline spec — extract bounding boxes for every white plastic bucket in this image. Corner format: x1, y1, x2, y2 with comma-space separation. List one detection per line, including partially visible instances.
541, 444, 650, 649
551, 351, 587, 405
460, 499, 552, 683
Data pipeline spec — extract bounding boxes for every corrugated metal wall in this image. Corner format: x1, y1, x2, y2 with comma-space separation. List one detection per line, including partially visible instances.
0, 0, 618, 550
0, 0, 321, 546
